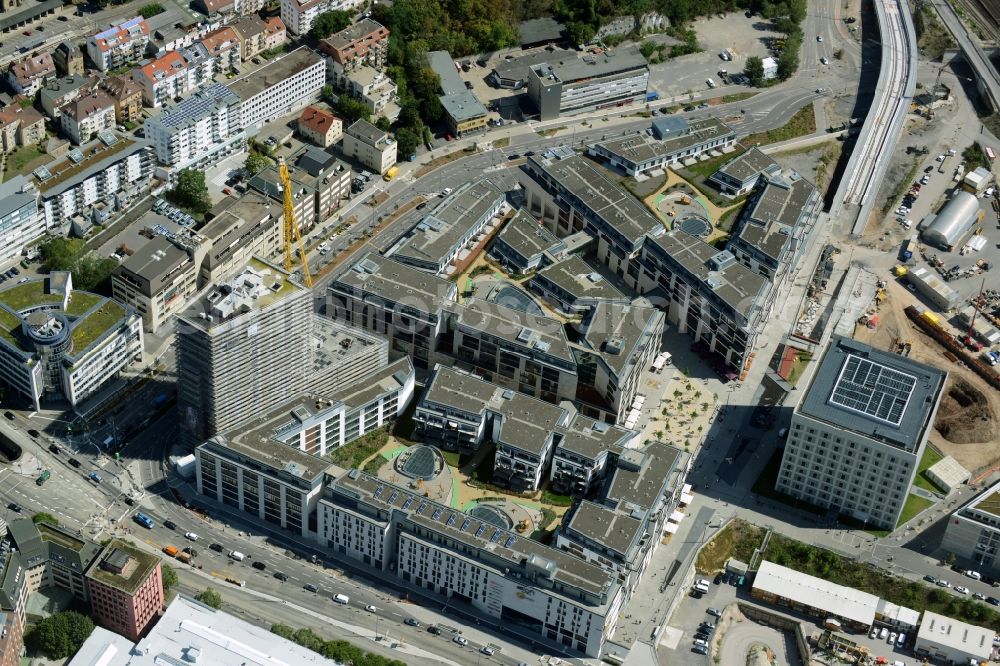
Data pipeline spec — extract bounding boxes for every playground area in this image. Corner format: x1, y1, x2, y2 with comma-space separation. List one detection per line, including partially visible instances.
642, 170, 742, 244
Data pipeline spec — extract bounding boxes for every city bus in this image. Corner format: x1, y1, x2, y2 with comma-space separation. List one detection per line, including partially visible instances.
133, 512, 154, 529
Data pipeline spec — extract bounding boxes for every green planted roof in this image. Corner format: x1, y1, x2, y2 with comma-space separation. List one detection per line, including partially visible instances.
64, 292, 102, 317
0, 307, 22, 350
0, 282, 62, 312
70, 300, 126, 353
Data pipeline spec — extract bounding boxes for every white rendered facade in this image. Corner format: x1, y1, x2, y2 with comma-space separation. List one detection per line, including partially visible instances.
144, 83, 244, 169
280, 0, 365, 35
233, 49, 325, 132
0, 177, 42, 263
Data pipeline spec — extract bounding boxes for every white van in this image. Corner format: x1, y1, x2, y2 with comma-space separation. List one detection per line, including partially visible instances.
334, 593, 350, 604
706, 78, 717, 88
229, 551, 245, 561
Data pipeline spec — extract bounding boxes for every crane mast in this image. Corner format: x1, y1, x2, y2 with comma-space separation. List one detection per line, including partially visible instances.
278, 157, 313, 288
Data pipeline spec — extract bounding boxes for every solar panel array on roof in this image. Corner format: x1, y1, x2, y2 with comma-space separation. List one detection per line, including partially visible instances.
828, 354, 917, 426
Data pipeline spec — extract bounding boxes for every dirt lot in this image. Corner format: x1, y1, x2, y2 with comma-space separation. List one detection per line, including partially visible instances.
852, 279, 1000, 476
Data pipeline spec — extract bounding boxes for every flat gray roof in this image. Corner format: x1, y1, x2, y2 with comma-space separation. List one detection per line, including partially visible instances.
581, 301, 661, 378
534, 255, 626, 304
228, 47, 322, 101
606, 441, 683, 511
322, 18, 386, 51
332, 469, 615, 601
492, 48, 576, 84
798, 336, 946, 452
646, 230, 769, 320
346, 118, 389, 148
455, 298, 574, 364
536, 45, 647, 85
526, 151, 662, 246
595, 118, 734, 167
492, 208, 564, 263
328, 356, 412, 409
556, 414, 632, 461
0, 176, 37, 220
440, 90, 488, 122
310, 315, 387, 378
427, 50, 466, 96
714, 147, 779, 183
115, 235, 189, 292
735, 174, 817, 262
518, 17, 565, 45
565, 500, 642, 559
333, 253, 456, 310
392, 181, 504, 269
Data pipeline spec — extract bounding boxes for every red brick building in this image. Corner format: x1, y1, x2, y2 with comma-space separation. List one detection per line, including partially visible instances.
85, 540, 164, 642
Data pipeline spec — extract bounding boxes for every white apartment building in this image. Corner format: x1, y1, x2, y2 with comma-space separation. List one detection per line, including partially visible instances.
33, 134, 154, 229
133, 51, 191, 108
549, 416, 637, 496
0, 177, 42, 264
59, 91, 116, 145
341, 119, 396, 175
229, 48, 325, 132
87, 17, 150, 72
775, 336, 947, 530
280, 0, 365, 35
0, 273, 143, 410
144, 83, 244, 169
330, 64, 397, 116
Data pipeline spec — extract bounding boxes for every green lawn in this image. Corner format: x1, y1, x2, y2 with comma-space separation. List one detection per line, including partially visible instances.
682, 151, 734, 180
786, 350, 813, 387
0, 282, 61, 311
912, 446, 945, 493
329, 428, 389, 469
742, 105, 817, 146
70, 301, 127, 352
64, 292, 102, 317
721, 92, 758, 104
898, 493, 934, 527
3, 145, 47, 181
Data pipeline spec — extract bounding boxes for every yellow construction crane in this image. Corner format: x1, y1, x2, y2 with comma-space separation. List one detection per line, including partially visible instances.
278, 157, 313, 288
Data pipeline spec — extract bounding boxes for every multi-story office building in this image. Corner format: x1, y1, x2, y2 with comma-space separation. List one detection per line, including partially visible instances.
144, 82, 243, 169
727, 171, 819, 285
297, 105, 342, 147
573, 301, 663, 425
414, 364, 571, 490
197, 193, 282, 285
327, 253, 457, 370
7, 519, 103, 603
321, 468, 622, 656
320, 18, 389, 71
588, 117, 736, 177
709, 146, 781, 196
87, 17, 150, 72
522, 148, 664, 291
529, 255, 627, 314
195, 358, 413, 536
0, 272, 143, 410
440, 91, 489, 137
549, 415, 637, 496
59, 90, 116, 145
448, 298, 578, 404
386, 181, 506, 275
941, 480, 1000, 574
0, 177, 41, 264
556, 440, 687, 599
84, 540, 164, 642
177, 258, 389, 440
489, 208, 566, 275
248, 146, 351, 233
280, 0, 365, 35
229, 47, 325, 132
6, 51, 55, 96
775, 336, 947, 530
635, 229, 770, 373
32, 134, 153, 229
342, 119, 396, 175
526, 45, 648, 121
111, 235, 200, 332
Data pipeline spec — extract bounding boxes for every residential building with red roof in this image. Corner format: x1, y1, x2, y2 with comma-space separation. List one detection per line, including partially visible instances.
263, 17, 286, 51
101, 75, 144, 124
6, 52, 55, 96
132, 51, 190, 108
298, 105, 342, 147
201, 26, 242, 71
87, 16, 150, 72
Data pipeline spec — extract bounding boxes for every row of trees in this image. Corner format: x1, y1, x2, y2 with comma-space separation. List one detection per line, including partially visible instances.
271, 623, 407, 666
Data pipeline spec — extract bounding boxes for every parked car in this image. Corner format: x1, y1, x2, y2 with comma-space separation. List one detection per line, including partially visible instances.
480, 646, 496, 655
955, 586, 970, 595
937, 579, 951, 588
7, 503, 21, 513
68, 458, 81, 468
974, 592, 986, 600
987, 596, 1000, 606
888, 632, 897, 645
693, 638, 708, 647
693, 645, 709, 655
707, 608, 722, 617
879, 627, 888, 640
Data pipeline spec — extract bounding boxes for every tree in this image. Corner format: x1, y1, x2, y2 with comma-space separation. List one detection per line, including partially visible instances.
245, 151, 272, 177
72, 255, 117, 292
32, 512, 58, 526
334, 96, 371, 124
161, 564, 178, 591
39, 237, 85, 271
744, 56, 765, 87
640, 40, 657, 59
167, 169, 212, 216
25, 611, 94, 659
777, 45, 799, 80
139, 3, 165, 18
308, 10, 352, 40
394, 127, 420, 158
374, 116, 391, 131
195, 587, 223, 609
